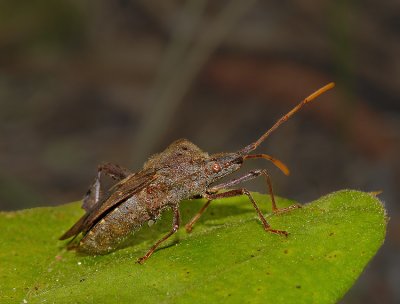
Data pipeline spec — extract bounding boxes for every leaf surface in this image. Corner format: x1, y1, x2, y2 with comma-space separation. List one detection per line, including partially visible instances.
0, 190, 387, 303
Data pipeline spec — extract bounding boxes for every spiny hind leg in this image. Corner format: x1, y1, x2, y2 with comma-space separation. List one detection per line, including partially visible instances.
82, 162, 131, 211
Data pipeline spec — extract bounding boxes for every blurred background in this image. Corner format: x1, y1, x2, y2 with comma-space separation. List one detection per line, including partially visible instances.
0, 0, 399, 302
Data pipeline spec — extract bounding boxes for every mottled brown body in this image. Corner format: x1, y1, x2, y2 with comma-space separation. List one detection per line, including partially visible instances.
60, 83, 335, 263
78, 195, 150, 254
77, 140, 212, 254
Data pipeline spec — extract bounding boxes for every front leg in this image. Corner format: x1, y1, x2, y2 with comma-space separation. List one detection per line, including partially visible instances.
83, 162, 132, 211
210, 169, 300, 213
205, 189, 288, 236
185, 169, 300, 233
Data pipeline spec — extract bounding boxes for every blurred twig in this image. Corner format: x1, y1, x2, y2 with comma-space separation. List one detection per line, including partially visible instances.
131, 0, 258, 165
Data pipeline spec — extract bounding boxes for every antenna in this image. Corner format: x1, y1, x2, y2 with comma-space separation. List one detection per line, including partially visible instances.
240, 82, 335, 155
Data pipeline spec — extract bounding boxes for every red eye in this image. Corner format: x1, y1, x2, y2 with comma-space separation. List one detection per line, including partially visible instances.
212, 163, 221, 173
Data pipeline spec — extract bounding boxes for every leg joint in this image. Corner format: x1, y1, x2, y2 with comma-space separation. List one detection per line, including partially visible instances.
242, 188, 250, 196
260, 169, 271, 176
172, 224, 179, 232
249, 169, 262, 176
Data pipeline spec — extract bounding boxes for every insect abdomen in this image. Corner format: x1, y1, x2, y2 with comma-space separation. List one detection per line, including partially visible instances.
78, 196, 151, 254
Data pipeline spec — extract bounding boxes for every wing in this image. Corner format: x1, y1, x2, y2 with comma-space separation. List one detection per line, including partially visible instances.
59, 168, 158, 240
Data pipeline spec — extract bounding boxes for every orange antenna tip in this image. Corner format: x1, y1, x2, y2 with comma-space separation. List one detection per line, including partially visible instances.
305, 82, 335, 104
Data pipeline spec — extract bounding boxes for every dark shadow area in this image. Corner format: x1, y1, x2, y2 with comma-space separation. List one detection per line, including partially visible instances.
116, 199, 259, 252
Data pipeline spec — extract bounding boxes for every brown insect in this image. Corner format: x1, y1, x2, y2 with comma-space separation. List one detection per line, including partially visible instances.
60, 82, 335, 264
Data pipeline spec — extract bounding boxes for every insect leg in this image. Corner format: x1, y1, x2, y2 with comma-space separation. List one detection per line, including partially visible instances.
137, 205, 180, 264
206, 189, 288, 236
186, 171, 267, 233
98, 162, 131, 180
258, 169, 301, 214
82, 162, 131, 211
185, 200, 211, 233
209, 170, 263, 192
209, 169, 300, 214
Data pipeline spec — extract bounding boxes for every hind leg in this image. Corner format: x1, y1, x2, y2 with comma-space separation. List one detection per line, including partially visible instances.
82, 162, 131, 211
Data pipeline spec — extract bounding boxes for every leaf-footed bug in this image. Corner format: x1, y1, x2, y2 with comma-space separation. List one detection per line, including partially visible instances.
60, 82, 335, 264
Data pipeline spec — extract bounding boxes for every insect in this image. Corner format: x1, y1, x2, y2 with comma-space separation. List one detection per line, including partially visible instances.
60, 82, 335, 264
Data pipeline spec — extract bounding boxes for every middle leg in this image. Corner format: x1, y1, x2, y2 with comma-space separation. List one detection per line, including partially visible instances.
138, 205, 180, 264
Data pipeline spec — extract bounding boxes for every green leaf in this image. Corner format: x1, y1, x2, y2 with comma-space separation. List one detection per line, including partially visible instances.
0, 190, 387, 303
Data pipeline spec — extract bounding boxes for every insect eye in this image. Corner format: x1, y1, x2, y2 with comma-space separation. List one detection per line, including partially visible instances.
212, 163, 221, 173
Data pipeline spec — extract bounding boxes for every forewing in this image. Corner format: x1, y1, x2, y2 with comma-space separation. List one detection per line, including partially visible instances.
59, 168, 158, 240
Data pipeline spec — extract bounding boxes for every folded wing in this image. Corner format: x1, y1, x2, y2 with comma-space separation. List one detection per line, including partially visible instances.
59, 168, 158, 240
